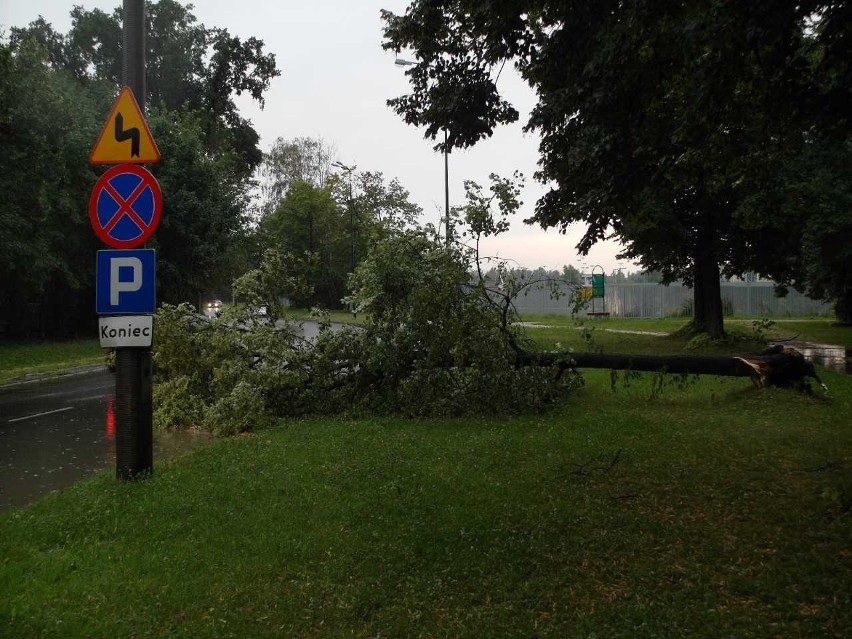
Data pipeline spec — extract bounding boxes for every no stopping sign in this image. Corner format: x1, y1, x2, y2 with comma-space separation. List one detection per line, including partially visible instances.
89, 164, 162, 248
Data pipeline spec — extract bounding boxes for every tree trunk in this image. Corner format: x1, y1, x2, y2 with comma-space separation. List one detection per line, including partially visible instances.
519, 348, 819, 389
691, 252, 724, 338
835, 285, 852, 325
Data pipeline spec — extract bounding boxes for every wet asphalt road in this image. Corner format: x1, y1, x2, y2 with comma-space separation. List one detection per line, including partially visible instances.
0, 368, 205, 511
0, 368, 115, 509
0, 320, 333, 511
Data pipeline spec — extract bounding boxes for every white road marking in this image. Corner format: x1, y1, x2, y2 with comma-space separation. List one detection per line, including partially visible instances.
7, 406, 74, 423
71, 394, 112, 403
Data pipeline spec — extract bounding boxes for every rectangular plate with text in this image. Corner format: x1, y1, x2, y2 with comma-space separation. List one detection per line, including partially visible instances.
99, 315, 153, 348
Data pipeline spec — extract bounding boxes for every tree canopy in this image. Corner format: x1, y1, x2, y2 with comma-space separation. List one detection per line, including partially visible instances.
0, 36, 108, 337
382, 1, 852, 332
260, 138, 423, 308
0, 1, 279, 337
261, 136, 337, 215
10, 0, 279, 174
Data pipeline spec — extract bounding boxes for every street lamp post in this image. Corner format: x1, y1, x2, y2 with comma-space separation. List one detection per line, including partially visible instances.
395, 57, 451, 246
332, 161, 356, 272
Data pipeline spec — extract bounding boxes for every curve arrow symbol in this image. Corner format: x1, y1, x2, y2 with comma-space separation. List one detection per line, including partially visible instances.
114, 112, 140, 158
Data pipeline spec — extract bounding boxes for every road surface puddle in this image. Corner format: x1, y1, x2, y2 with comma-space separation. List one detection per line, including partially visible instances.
1, 394, 209, 510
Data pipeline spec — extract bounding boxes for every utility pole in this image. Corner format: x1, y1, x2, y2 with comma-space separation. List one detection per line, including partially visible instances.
114, 0, 152, 480
123, 0, 145, 111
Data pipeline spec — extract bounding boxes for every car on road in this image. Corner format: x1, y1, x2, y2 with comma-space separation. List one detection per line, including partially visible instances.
204, 299, 224, 318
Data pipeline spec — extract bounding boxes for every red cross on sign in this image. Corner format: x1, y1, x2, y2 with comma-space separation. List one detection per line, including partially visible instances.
89, 164, 162, 248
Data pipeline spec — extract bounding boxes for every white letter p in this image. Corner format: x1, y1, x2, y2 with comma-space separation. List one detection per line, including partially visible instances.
110, 257, 143, 305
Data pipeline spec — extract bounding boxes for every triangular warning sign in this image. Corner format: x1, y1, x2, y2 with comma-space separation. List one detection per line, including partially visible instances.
89, 86, 160, 164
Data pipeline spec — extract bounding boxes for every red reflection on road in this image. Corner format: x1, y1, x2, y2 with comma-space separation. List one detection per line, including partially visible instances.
104, 396, 115, 440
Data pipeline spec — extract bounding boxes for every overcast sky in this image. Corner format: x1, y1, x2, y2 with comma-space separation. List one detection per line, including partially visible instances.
1, 0, 636, 274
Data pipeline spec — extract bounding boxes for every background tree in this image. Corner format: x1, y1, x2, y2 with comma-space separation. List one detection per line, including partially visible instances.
2, 1, 279, 336
261, 136, 337, 215
59, 0, 278, 175
0, 35, 110, 338
148, 108, 253, 306
262, 181, 346, 307
259, 136, 423, 309
382, 1, 849, 335
762, 4, 852, 324
777, 140, 852, 323
333, 170, 423, 267
350, 171, 422, 236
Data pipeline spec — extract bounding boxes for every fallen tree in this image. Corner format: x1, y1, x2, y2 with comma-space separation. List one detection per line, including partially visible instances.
153, 215, 824, 435
517, 345, 821, 390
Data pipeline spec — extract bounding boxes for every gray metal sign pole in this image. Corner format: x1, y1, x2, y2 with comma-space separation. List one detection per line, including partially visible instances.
115, 0, 153, 480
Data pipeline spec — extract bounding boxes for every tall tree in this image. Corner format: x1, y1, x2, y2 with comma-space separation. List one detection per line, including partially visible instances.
2, 1, 279, 334
0, 36, 110, 338
350, 171, 422, 238
263, 181, 347, 307
261, 136, 337, 215
382, 1, 847, 336
147, 107, 252, 306
765, 4, 852, 323
59, 0, 279, 176
262, 169, 423, 308
328, 170, 423, 267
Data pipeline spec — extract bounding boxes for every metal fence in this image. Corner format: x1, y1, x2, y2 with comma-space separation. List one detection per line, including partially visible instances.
511, 281, 833, 318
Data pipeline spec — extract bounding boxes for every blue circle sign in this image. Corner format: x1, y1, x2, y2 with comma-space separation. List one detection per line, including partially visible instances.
89, 164, 162, 248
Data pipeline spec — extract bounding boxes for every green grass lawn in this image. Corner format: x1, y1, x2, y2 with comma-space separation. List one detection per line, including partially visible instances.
0, 339, 105, 384
2, 367, 850, 637
2, 316, 850, 636
519, 314, 852, 350
521, 322, 770, 357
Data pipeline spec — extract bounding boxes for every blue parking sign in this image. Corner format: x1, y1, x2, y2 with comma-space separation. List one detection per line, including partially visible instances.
96, 249, 156, 315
